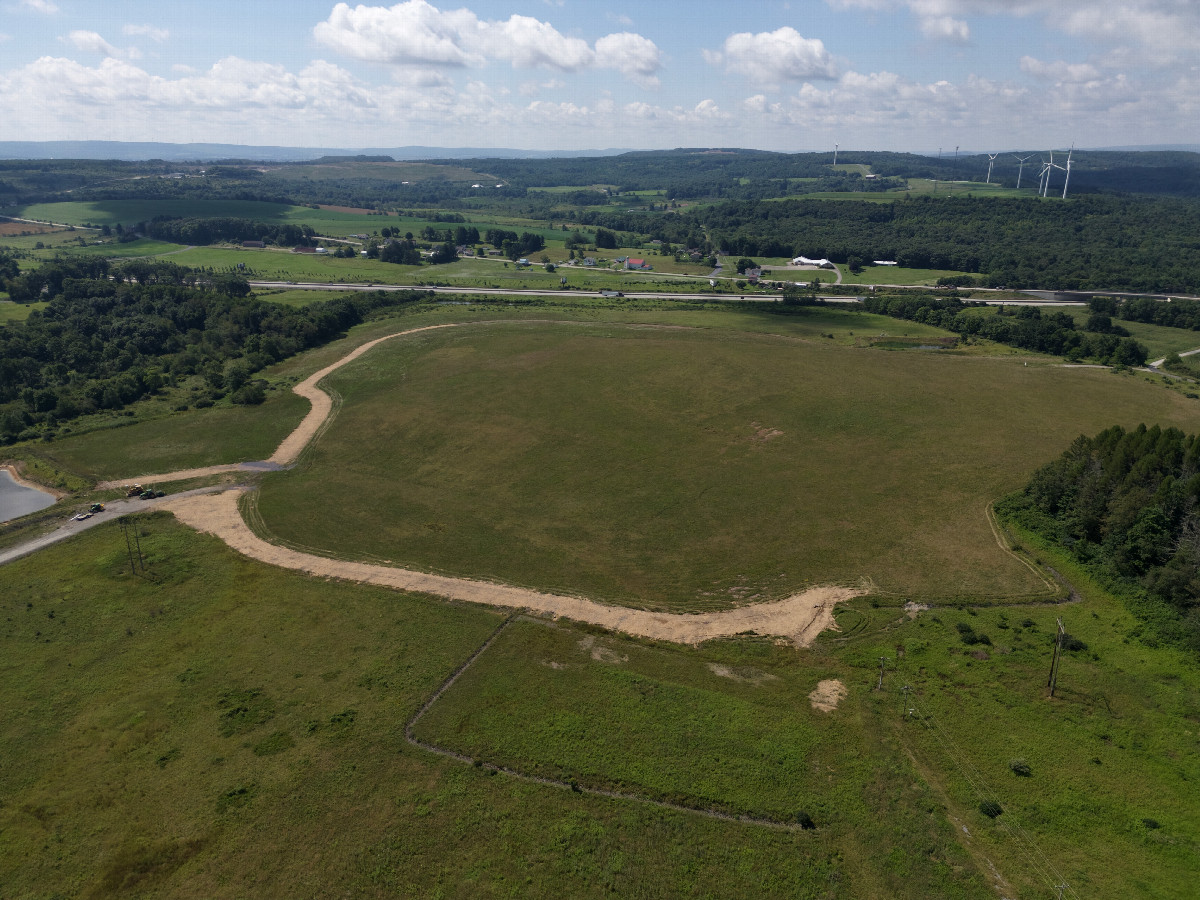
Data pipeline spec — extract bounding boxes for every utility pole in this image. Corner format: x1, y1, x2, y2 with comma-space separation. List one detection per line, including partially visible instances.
877, 656, 889, 690
119, 518, 139, 575
1048, 617, 1065, 697
901, 683, 911, 715
133, 523, 145, 571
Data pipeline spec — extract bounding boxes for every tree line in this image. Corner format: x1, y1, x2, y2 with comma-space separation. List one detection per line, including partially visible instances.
144, 216, 317, 247
999, 424, 1200, 652
861, 294, 1148, 365
0, 258, 429, 443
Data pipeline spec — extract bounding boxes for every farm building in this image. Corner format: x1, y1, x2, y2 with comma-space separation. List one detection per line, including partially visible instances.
241, 240, 265, 249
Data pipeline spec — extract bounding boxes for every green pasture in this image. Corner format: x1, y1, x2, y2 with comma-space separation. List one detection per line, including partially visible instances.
252, 288, 360, 307
0, 514, 995, 898
839, 266, 972, 286
9, 200, 579, 245
34, 388, 308, 482
253, 312, 1200, 609
0, 300, 46, 323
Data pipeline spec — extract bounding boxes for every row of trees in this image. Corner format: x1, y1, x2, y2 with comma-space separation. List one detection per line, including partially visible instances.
1000, 424, 1200, 651
0, 258, 429, 442
861, 295, 1149, 365
145, 216, 317, 247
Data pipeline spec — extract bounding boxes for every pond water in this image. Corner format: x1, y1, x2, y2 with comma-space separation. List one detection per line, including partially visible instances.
0, 469, 56, 522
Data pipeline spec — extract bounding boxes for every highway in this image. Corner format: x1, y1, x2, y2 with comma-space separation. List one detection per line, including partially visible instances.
248, 280, 1085, 306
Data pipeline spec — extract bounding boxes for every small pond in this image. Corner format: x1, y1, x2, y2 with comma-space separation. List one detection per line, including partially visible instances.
0, 469, 56, 522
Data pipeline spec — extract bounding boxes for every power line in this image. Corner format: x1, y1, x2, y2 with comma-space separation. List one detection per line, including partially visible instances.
903, 689, 1080, 899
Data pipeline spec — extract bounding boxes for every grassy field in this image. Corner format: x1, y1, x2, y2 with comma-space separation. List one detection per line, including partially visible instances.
0, 300, 47, 323
7, 296, 1200, 896
0, 513, 1001, 899
838, 266, 971, 286
8, 200, 578, 244
252, 309, 1200, 609
34, 388, 308, 482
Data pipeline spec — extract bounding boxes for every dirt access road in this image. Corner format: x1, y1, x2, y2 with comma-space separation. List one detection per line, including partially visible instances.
27, 321, 867, 646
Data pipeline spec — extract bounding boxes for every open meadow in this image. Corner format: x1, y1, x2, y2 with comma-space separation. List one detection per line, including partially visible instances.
6, 298, 1200, 898
253, 309, 1200, 608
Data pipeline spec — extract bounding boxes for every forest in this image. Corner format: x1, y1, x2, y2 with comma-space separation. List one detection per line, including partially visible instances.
0, 257, 429, 442
1000, 425, 1200, 651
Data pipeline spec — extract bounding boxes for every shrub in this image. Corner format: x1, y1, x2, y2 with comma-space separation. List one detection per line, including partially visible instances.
1142, 818, 1160, 829
979, 801, 1003, 819
1009, 759, 1032, 777
956, 622, 992, 646
794, 810, 816, 830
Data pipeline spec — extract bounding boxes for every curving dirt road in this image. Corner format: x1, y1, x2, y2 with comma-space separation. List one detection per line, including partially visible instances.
164, 488, 862, 646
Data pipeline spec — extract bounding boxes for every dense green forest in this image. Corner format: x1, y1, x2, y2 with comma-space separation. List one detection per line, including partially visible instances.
1000, 425, 1200, 651
672, 195, 1200, 292
861, 294, 1148, 365
0, 258, 428, 442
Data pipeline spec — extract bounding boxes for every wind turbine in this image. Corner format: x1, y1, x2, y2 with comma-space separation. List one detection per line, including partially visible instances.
1054, 146, 1074, 199
1013, 154, 1033, 190
1060, 145, 1074, 199
986, 153, 999, 184
1038, 157, 1052, 197
833, 143, 839, 166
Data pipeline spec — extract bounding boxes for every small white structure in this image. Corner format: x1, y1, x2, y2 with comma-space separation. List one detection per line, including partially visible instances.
874, 260, 898, 266
792, 256, 833, 268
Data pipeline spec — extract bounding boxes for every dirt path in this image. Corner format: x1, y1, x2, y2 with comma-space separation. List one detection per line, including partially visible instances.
163, 489, 862, 646
268, 323, 457, 465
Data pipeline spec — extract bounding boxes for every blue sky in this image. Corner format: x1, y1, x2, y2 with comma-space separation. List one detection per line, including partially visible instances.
1, 0, 1196, 152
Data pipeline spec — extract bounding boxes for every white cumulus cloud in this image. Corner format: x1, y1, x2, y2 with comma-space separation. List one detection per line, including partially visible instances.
706, 27, 837, 86
122, 24, 170, 42
65, 30, 120, 57
313, 1, 661, 83
18, 0, 58, 13
594, 32, 662, 86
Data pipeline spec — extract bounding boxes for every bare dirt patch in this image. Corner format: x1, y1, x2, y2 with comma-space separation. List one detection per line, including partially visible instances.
0, 221, 58, 236
808, 679, 847, 712
707, 663, 778, 685
749, 422, 784, 442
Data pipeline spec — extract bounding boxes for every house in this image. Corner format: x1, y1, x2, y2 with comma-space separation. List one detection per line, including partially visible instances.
625, 258, 647, 269
241, 240, 265, 249
582, 257, 597, 266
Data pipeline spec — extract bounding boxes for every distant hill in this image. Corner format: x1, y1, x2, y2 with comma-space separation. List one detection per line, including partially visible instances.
0, 141, 632, 163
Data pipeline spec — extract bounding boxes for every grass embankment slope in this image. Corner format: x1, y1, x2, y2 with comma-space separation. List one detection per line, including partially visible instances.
255, 312, 1200, 609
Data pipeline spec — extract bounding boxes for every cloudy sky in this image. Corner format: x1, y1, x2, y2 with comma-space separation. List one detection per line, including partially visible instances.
1, 0, 1196, 152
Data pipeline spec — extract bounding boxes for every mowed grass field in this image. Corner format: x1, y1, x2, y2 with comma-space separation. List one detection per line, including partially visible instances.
254, 314, 1200, 608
